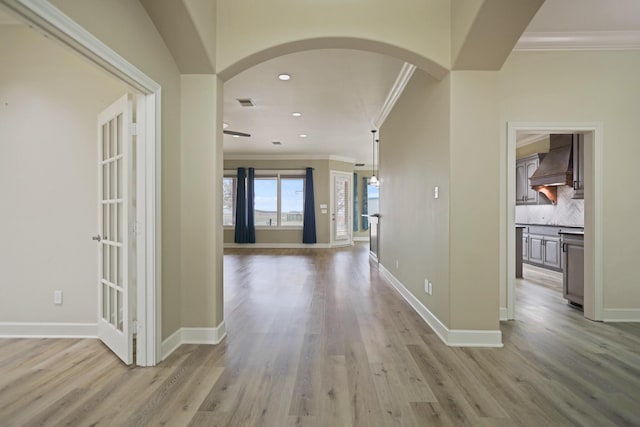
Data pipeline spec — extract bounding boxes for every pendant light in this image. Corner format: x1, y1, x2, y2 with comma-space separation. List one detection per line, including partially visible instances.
369, 129, 379, 186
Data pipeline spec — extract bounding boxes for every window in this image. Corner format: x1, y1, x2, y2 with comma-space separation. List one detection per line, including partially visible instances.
254, 177, 278, 227
222, 177, 236, 226
280, 177, 304, 226
367, 183, 379, 215
223, 171, 305, 228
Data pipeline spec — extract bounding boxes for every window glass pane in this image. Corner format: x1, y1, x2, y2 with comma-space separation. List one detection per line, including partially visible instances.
223, 177, 236, 226
281, 178, 304, 226
367, 184, 379, 215
255, 177, 278, 227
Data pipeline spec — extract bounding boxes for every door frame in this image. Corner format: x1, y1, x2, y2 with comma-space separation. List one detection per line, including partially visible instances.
330, 170, 354, 247
1, 0, 162, 366
502, 122, 603, 322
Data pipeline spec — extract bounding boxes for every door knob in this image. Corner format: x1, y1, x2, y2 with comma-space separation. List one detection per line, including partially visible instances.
92, 235, 102, 242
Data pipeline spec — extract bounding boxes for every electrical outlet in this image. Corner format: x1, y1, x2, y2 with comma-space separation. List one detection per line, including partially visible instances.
428, 282, 433, 295
395, 260, 399, 269
434, 186, 439, 199
54, 290, 63, 305
424, 279, 429, 294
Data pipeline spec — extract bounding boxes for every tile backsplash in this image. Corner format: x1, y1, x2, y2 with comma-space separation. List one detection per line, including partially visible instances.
515, 185, 584, 226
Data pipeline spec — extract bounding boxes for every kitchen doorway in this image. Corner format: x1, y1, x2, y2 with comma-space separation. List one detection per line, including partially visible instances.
503, 123, 603, 322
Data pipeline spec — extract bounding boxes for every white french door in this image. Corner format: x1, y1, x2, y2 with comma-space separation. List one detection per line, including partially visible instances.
96, 94, 134, 365
331, 171, 353, 246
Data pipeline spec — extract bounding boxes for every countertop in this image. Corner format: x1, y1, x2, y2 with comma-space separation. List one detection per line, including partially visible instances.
559, 231, 585, 236
516, 223, 584, 229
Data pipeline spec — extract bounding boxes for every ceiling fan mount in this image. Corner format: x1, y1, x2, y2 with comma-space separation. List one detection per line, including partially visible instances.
223, 129, 251, 138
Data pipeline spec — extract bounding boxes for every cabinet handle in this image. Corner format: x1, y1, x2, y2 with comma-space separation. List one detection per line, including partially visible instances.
562, 243, 567, 252
573, 181, 579, 190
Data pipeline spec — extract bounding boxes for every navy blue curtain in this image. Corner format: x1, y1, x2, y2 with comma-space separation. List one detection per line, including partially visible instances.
353, 173, 359, 232
302, 167, 317, 244
247, 168, 256, 243
361, 177, 369, 231
234, 168, 249, 243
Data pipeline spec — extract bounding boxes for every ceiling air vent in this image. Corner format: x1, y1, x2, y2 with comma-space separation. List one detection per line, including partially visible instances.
355, 163, 365, 167
237, 98, 255, 107
272, 141, 282, 145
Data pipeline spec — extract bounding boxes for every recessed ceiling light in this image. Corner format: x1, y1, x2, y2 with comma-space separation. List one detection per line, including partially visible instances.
223, 122, 229, 129
278, 73, 291, 81
299, 134, 308, 138
232, 135, 240, 138
292, 112, 302, 117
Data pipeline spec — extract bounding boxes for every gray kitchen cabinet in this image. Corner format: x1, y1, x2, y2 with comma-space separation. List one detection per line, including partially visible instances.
572, 134, 584, 199
515, 154, 552, 205
527, 233, 562, 271
561, 233, 584, 306
522, 233, 529, 261
528, 235, 544, 264
542, 236, 561, 269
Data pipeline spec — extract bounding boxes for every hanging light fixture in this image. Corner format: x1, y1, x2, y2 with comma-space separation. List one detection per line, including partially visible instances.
369, 129, 379, 186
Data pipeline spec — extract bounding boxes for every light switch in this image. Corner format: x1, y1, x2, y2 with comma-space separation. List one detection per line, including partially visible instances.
434, 186, 439, 199
320, 204, 328, 209
54, 290, 63, 305
321, 209, 327, 214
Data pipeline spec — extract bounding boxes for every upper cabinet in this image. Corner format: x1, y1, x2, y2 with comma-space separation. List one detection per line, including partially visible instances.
572, 134, 584, 199
516, 154, 552, 205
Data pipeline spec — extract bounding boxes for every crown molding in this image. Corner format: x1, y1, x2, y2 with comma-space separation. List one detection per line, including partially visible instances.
373, 62, 416, 129
224, 154, 356, 163
514, 31, 640, 51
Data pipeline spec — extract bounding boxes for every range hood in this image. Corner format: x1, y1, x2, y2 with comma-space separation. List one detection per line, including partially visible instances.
529, 134, 574, 187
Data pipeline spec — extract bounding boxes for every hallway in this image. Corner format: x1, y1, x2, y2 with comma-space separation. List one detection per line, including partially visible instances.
0, 244, 638, 426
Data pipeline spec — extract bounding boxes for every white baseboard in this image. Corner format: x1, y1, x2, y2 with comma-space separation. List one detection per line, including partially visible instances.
378, 265, 503, 348
0, 322, 97, 338
601, 309, 640, 322
369, 252, 379, 264
224, 243, 331, 249
499, 307, 510, 321
353, 236, 370, 242
161, 321, 227, 361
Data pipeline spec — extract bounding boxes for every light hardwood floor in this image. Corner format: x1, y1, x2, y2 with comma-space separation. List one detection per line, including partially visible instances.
1, 243, 639, 426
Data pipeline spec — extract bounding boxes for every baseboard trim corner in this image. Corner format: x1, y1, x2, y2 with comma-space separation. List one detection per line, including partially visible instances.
161, 321, 227, 361
379, 265, 503, 348
0, 322, 98, 338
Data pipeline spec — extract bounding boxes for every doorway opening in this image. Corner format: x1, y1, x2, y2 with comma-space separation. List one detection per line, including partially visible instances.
504, 123, 603, 322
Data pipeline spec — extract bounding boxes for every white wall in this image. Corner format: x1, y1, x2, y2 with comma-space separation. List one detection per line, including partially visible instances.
0, 26, 127, 325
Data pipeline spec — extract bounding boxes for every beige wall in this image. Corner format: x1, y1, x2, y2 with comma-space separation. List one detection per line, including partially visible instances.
448, 71, 500, 330
51, 0, 184, 339
0, 26, 127, 323
181, 75, 224, 327
215, 0, 450, 79
516, 137, 550, 159
379, 69, 451, 326
499, 50, 640, 311
223, 159, 354, 245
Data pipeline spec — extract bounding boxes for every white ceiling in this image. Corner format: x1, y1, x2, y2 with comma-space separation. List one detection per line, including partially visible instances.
223, 49, 403, 164
525, 0, 640, 32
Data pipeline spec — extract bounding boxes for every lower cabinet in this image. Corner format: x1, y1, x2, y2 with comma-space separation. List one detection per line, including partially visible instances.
526, 234, 562, 271
562, 234, 584, 306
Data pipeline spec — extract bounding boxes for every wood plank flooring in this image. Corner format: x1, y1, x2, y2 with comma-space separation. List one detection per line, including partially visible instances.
1, 243, 639, 426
